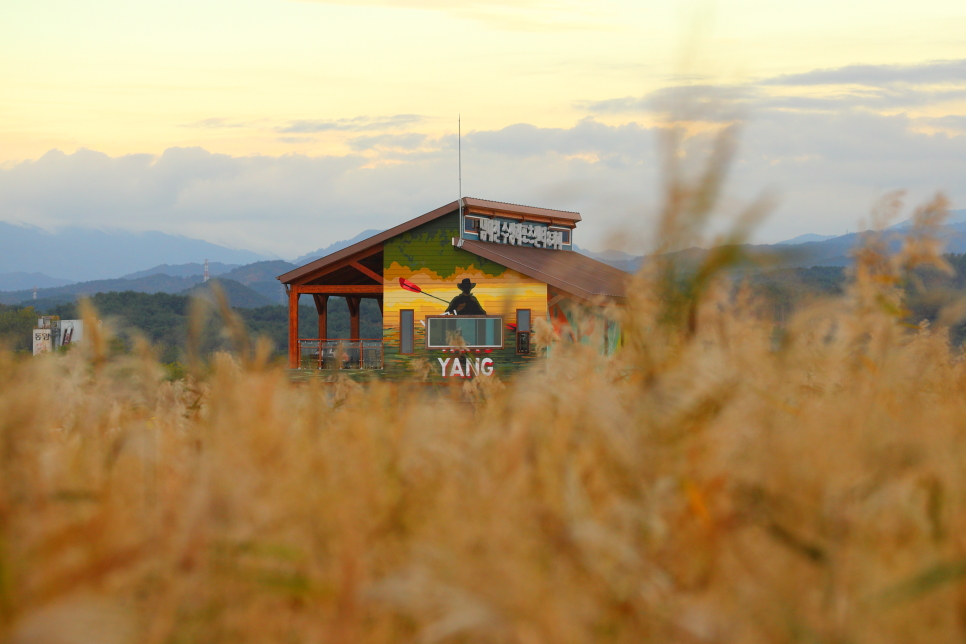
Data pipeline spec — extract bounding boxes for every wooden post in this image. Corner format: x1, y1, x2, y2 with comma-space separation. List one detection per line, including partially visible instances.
347, 296, 361, 340
288, 286, 300, 368
312, 294, 328, 339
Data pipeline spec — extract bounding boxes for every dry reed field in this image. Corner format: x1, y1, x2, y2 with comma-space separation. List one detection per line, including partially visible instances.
4, 131, 966, 644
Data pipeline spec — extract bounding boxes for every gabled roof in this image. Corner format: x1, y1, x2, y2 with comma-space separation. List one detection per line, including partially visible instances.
278, 200, 459, 284
457, 238, 629, 301
278, 198, 582, 284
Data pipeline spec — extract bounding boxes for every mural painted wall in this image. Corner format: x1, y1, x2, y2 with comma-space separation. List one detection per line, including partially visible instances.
383, 212, 547, 380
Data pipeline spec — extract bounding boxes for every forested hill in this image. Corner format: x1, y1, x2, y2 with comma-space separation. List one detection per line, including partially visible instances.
0, 291, 382, 361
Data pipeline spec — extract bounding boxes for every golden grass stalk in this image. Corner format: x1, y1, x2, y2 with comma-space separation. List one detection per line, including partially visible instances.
3, 132, 966, 644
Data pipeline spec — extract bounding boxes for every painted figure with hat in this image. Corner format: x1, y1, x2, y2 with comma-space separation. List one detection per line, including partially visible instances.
445, 278, 487, 315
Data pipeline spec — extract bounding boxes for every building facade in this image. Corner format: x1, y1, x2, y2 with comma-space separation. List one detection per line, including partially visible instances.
277, 198, 628, 380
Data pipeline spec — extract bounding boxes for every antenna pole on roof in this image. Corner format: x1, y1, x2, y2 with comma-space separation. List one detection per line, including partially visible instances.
458, 115, 463, 225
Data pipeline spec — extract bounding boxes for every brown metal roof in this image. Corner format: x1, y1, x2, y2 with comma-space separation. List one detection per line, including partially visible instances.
462, 197, 581, 223
278, 198, 583, 284
457, 239, 629, 301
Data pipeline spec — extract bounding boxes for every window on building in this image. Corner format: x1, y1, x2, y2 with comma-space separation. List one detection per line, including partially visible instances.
550, 227, 571, 244
516, 309, 531, 354
463, 216, 482, 234
426, 316, 503, 349
400, 310, 414, 354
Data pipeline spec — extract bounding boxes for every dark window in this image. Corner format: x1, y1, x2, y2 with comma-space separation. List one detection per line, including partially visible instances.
400, 310, 414, 354
516, 309, 531, 354
464, 217, 481, 233
426, 316, 503, 348
560, 228, 571, 244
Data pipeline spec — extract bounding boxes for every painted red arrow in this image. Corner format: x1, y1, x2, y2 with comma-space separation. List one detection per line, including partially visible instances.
398, 277, 449, 304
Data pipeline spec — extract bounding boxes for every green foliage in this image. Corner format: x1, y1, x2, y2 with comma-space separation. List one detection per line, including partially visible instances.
0, 304, 38, 352
47, 291, 382, 362
385, 212, 508, 279
747, 266, 847, 321
162, 361, 187, 381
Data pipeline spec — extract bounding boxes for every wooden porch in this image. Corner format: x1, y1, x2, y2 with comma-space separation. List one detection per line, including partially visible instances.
283, 244, 384, 369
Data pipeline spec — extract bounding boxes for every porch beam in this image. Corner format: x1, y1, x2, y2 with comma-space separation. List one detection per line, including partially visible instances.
291, 244, 384, 285
297, 285, 383, 294
350, 261, 383, 284
312, 294, 328, 340
347, 296, 361, 340
288, 288, 299, 368
547, 293, 567, 309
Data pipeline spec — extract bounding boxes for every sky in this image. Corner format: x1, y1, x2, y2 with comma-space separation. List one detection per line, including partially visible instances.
1, 0, 965, 258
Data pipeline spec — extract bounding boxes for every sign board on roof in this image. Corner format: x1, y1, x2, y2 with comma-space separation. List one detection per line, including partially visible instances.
462, 214, 572, 250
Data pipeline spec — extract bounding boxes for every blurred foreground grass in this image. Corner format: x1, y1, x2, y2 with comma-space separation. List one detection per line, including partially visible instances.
4, 132, 966, 643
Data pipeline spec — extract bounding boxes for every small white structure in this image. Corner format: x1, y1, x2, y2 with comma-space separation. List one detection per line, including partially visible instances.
32, 317, 84, 355
60, 319, 83, 346
32, 328, 52, 355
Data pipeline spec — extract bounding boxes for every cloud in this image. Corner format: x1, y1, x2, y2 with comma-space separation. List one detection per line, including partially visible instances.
763, 59, 966, 87
286, 0, 611, 32
918, 115, 966, 132
277, 136, 318, 144
580, 60, 966, 119
581, 85, 755, 121
4, 58, 966, 257
182, 118, 250, 129
276, 114, 426, 134
348, 132, 428, 151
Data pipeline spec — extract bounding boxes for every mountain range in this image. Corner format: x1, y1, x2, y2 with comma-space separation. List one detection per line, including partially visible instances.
4, 211, 965, 309
0, 222, 270, 283
578, 209, 966, 273
1, 261, 297, 309
290, 230, 382, 266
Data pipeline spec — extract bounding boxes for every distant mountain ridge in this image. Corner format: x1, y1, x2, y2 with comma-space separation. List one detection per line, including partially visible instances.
0, 272, 75, 291
0, 222, 269, 282
0, 260, 297, 309
776, 234, 838, 245
291, 230, 383, 266
122, 262, 240, 280
579, 209, 966, 273
6, 209, 966, 307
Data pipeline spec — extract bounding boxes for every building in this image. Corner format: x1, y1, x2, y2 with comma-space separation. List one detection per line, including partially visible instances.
277, 198, 629, 379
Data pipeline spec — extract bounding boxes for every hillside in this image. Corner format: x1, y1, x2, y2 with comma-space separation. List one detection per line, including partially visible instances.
219, 260, 296, 305
184, 278, 277, 309
0, 274, 204, 306
122, 262, 240, 279
0, 272, 75, 291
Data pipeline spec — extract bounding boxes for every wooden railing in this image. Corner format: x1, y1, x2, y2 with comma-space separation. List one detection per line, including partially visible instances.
297, 339, 384, 370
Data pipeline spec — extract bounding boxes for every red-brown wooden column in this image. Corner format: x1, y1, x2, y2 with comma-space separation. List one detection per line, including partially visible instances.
347, 296, 361, 339
312, 294, 328, 339
288, 286, 300, 368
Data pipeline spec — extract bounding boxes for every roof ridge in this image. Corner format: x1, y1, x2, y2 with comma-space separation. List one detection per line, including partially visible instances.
465, 197, 580, 216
